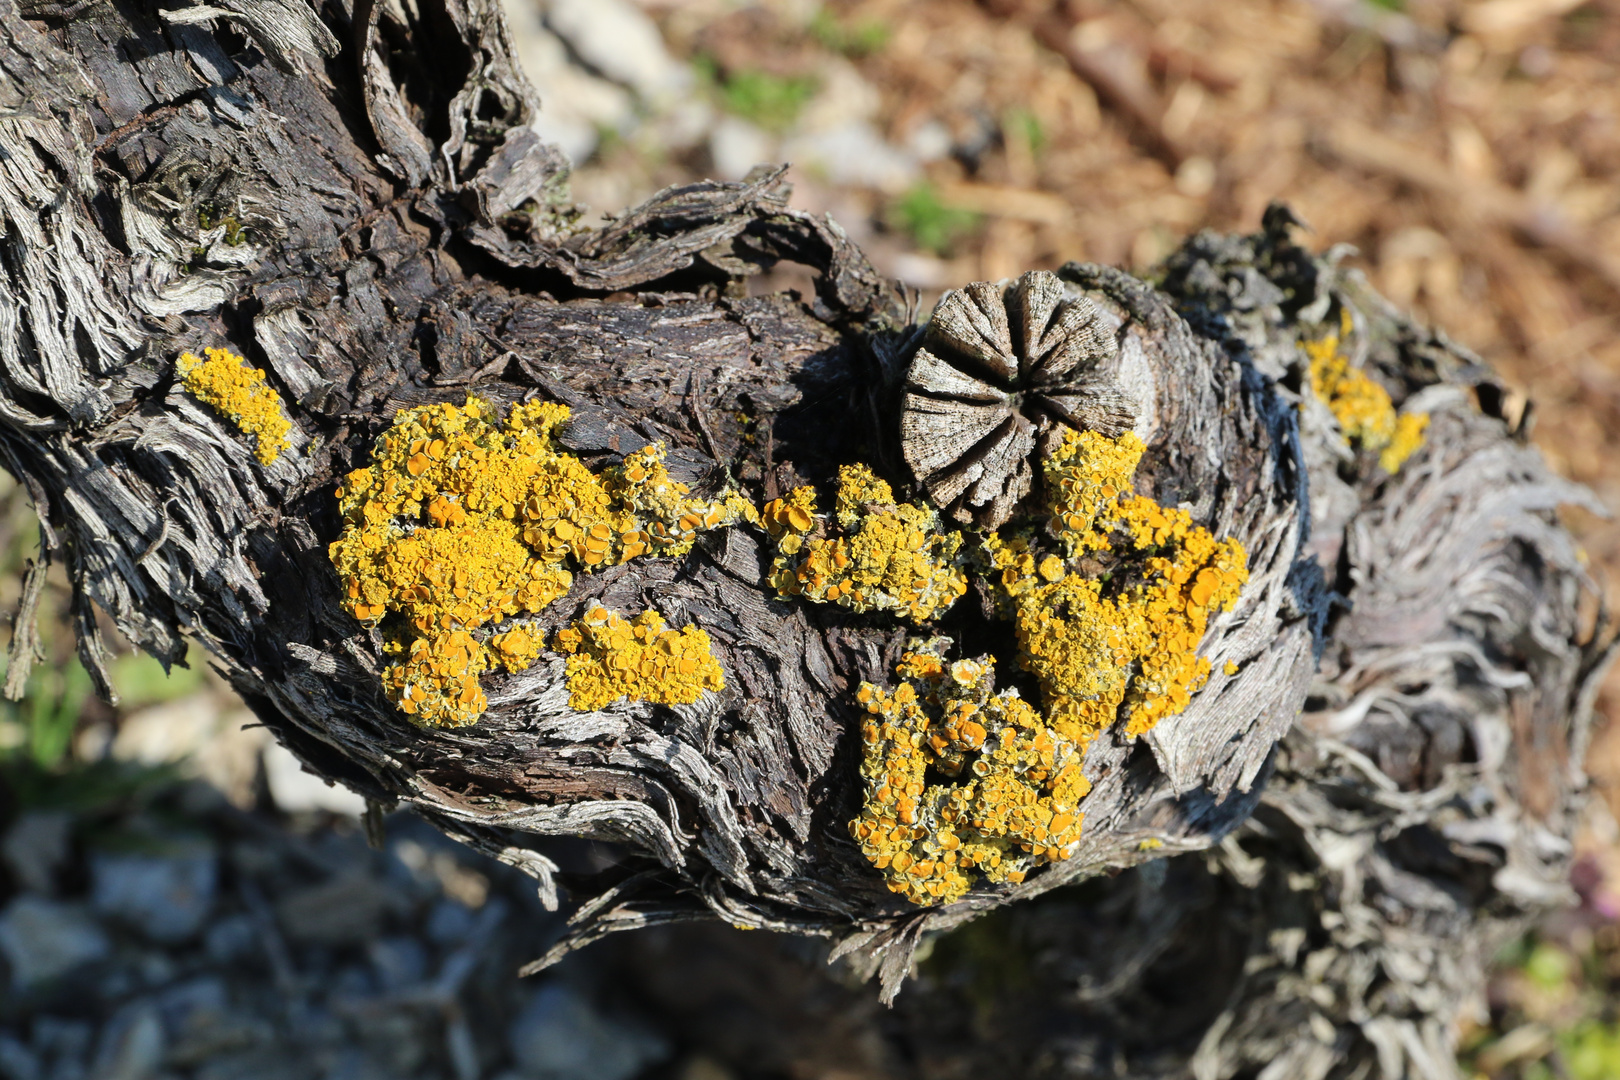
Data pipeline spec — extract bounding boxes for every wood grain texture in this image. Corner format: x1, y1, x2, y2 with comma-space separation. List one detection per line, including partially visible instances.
0, 0, 1608, 1058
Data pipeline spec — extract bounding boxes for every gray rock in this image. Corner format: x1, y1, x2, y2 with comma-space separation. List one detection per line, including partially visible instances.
2, 811, 72, 895
542, 0, 690, 103
508, 983, 668, 1080
193, 1048, 309, 1080
203, 916, 256, 964
0, 1033, 42, 1080
366, 937, 427, 987
156, 976, 271, 1067
0, 897, 111, 990
90, 845, 217, 944
424, 899, 474, 945
30, 1016, 92, 1080
275, 873, 397, 947
89, 1001, 164, 1080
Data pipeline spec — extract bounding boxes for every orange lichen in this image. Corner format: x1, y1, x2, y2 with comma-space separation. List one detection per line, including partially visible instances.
764, 464, 967, 622
328, 396, 747, 727
987, 428, 1249, 745
1305, 315, 1428, 474
490, 626, 544, 674
850, 642, 1090, 905
177, 347, 292, 465
850, 427, 1250, 905
1044, 429, 1144, 554
552, 605, 724, 711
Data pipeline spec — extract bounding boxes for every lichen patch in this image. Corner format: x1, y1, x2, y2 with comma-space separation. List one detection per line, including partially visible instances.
177, 347, 292, 465
851, 426, 1249, 905
553, 605, 724, 712
1305, 315, 1429, 474
329, 396, 747, 728
851, 643, 1089, 906
763, 464, 968, 622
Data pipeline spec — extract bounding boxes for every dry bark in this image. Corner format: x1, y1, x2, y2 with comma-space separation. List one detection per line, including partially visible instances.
0, 0, 1610, 1072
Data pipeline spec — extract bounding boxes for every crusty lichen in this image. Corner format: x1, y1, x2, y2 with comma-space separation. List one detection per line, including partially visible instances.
852, 427, 1249, 905
988, 428, 1249, 746
177, 347, 292, 465
328, 396, 747, 728
1305, 313, 1429, 474
763, 464, 968, 621
850, 643, 1090, 905
553, 605, 724, 711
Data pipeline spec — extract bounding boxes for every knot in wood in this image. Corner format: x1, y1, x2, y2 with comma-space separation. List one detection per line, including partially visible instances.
902, 270, 1139, 528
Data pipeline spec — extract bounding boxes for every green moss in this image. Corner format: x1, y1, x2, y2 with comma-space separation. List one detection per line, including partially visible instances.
886, 182, 981, 256
696, 56, 819, 132
809, 10, 890, 57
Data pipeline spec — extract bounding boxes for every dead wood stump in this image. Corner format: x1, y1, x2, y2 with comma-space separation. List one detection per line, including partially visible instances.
0, 2, 1610, 1073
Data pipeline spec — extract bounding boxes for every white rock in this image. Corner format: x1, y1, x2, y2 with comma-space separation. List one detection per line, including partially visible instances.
793, 58, 881, 133
110, 699, 270, 809
508, 982, 668, 1080
502, 0, 637, 165
709, 117, 776, 181
0, 896, 111, 989
542, 0, 691, 103
906, 119, 954, 163
781, 121, 918, 193
262, 741, 366, 817
111, 696, 222, 766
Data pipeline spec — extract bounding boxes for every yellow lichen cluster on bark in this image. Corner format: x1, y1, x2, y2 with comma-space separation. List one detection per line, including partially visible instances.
852, 427, 1249, 905
177, 347, 292, 465
1305, 314, 1429, 474
850, 644, 1090, 905
987, 428, 1250, 746
328, 396, 748, 728
553, 605, 724, 712
762, 464, 968, 621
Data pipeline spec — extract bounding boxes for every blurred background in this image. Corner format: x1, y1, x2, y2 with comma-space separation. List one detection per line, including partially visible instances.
4, 1, 1620, 1077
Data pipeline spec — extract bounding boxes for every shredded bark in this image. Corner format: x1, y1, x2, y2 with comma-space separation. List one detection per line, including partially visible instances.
0, 0, 1609, 1065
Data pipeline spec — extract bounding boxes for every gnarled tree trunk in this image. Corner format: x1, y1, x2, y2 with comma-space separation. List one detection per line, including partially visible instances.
0, 1, 1610, 1076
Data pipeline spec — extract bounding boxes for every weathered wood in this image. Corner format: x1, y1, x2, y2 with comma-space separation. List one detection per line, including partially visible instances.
0, 0, 1609, 1071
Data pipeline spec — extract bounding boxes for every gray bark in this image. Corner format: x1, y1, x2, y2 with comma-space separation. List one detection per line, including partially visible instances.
0, 1, 1609, 1074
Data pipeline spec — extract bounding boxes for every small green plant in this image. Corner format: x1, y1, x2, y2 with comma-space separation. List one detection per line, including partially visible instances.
887, 182, 981, 256
1562, 1020, 1620, 1080
695, 56, 819, 132
1, 659, 93, 771
809, 9, 890, 57
1005, 107, 1047, 157
110, 647, 205, 711
196, 205, 245, 246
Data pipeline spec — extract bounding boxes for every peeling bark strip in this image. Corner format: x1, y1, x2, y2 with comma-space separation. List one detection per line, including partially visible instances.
0, 0, 1610, 1067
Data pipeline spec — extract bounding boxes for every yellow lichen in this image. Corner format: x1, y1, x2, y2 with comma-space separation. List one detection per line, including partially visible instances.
986, 428, 1249, 746
177, 347, 292, 465
850, 642, 1090, 906
328, 396, 747, 727
1044, 428, 1144, 555
1382, 411, 1430, 474
553, 605, 724, 711
851, 427, 1250, 905
764, 464, 968, 622
490, 625, 544, 673
1304, 315, 1428, 474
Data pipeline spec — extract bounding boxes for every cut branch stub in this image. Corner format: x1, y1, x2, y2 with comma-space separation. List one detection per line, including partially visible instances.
901, 270, 1139, 528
